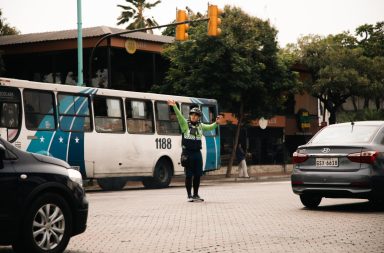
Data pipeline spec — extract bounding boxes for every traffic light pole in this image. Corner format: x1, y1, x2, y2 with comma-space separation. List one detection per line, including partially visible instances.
88, 18, 209, 84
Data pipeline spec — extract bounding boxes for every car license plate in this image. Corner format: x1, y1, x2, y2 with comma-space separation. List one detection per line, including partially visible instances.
316, 158, 338, 167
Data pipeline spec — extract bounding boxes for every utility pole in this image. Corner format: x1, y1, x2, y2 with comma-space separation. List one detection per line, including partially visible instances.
77, 0, 84, 86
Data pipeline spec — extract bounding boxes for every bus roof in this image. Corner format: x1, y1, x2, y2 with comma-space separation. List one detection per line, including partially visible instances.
0, 77, 217, 105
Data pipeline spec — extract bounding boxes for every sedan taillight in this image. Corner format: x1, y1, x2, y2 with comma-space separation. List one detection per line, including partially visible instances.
292, 151, 308, 164
347, 151, 378, 164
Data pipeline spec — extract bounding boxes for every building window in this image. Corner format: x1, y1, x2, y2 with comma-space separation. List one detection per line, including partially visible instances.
58, 93, 92, 132
93, 96, 124, 133
155, 102, 180, 135
23, 90, 56, 131
126, 99, 154, 134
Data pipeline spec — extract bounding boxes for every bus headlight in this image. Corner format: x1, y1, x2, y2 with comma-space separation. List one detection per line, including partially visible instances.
68, 169, 83, 187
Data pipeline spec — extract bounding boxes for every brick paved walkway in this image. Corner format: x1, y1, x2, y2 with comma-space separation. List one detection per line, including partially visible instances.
1, 181, 383, 253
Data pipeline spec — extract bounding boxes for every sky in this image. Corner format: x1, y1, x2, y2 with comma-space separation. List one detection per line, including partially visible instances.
1, 0, 383, 47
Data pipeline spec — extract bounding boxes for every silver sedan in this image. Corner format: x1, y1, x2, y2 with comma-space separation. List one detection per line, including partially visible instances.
291, 121, 384, 208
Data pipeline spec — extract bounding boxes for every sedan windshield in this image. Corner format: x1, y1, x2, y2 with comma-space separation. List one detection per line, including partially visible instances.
310, 125, 380, 144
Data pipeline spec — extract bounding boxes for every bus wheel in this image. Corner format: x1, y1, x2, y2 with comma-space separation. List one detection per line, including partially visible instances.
143, 159, 173, 189
97, 177, 127, 191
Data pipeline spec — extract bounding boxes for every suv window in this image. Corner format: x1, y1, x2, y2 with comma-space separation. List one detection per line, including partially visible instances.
0, 140, 17, 160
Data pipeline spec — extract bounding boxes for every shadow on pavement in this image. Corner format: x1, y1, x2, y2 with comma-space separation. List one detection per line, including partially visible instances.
305, 201, 384, 213
0, 247, 92, 253
0, 247, 12, 253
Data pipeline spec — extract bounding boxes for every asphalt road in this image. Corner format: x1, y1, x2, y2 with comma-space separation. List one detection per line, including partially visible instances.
1, 180, 383, 253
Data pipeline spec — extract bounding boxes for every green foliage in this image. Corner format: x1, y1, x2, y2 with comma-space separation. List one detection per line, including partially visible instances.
294, 21, 384, 124
116, 0, 161, 33
355, 22, 384, 110
356, 22, 384, 57
337, 109, 384, 123
295, 33, 370, 124
154, 6, 299, 120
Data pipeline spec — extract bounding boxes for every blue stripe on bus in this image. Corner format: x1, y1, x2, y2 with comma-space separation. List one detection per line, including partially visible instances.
204, 136, 215, 171
66, 93, 94, 177
27, 87, 96, 177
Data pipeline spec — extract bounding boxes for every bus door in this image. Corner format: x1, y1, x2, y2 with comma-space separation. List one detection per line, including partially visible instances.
0, 87, 21, 142
201, 105, 220, 171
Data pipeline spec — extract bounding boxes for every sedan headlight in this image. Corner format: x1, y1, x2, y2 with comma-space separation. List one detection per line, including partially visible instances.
68, 168, 83, 187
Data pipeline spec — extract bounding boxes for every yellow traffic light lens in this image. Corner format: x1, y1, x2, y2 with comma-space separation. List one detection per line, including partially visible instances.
207, 5, 222, 37
176, 9, 189, 41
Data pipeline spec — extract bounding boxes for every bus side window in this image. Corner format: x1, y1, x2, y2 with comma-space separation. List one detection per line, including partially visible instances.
1, 103, 19, 129
155, 102, 180, 135
93, 96, 124, 133
0, 87, 22, 142
58, 93, 92, 132
126, 99, 154, 134
23, 90, 56, 131
201, 105, 217, 136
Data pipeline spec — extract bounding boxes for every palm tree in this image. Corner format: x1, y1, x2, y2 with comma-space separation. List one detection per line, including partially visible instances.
117, 0, 161, 33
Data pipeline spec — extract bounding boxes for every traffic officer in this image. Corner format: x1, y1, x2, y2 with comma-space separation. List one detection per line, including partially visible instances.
167, 99, 223, 201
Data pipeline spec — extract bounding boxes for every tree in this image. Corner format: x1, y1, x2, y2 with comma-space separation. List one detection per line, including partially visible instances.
356, 22, 384, 57
153, 6, 299, 177
295, 34, 369, 124
0, 9, 19, 36
116, 0, 161, 33
0, 9, 19, 75
356, 22, 384, 110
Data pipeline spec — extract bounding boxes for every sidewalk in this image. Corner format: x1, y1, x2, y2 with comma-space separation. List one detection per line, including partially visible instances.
176, 164, 293, 183
85, 164, 293, 191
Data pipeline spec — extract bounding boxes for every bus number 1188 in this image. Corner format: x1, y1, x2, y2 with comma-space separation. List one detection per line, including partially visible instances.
155, 138, 172, 149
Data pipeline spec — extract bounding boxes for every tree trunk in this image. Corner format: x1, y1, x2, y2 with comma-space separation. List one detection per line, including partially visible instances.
351, 96, 358, 112
226, 102, 244, 178
328, 111, 336, 124
375, 98, 381, 111
364, 97, 369, 109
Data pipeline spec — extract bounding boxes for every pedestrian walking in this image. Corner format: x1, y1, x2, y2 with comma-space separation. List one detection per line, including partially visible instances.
167, 99, 224, 202
236, 144, 249, 178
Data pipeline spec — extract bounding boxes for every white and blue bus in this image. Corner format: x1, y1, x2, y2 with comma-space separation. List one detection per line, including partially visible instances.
0, 78, 221, 190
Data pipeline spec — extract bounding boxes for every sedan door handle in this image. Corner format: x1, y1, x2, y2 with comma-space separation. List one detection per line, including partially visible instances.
20, 174, 28, 180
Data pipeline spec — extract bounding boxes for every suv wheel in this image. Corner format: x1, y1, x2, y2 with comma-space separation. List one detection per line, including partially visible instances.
300, 194, 322, 209
12, 193, 72, 253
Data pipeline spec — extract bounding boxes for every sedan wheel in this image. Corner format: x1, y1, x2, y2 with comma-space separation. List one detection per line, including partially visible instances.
300, 194, 322, 209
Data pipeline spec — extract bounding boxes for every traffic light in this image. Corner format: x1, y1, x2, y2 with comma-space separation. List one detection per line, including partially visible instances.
176, 10, 189, 41
208, 5, 222, 36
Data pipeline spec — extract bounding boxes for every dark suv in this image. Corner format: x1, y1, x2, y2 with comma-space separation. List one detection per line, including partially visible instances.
0, 137, 88, 253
